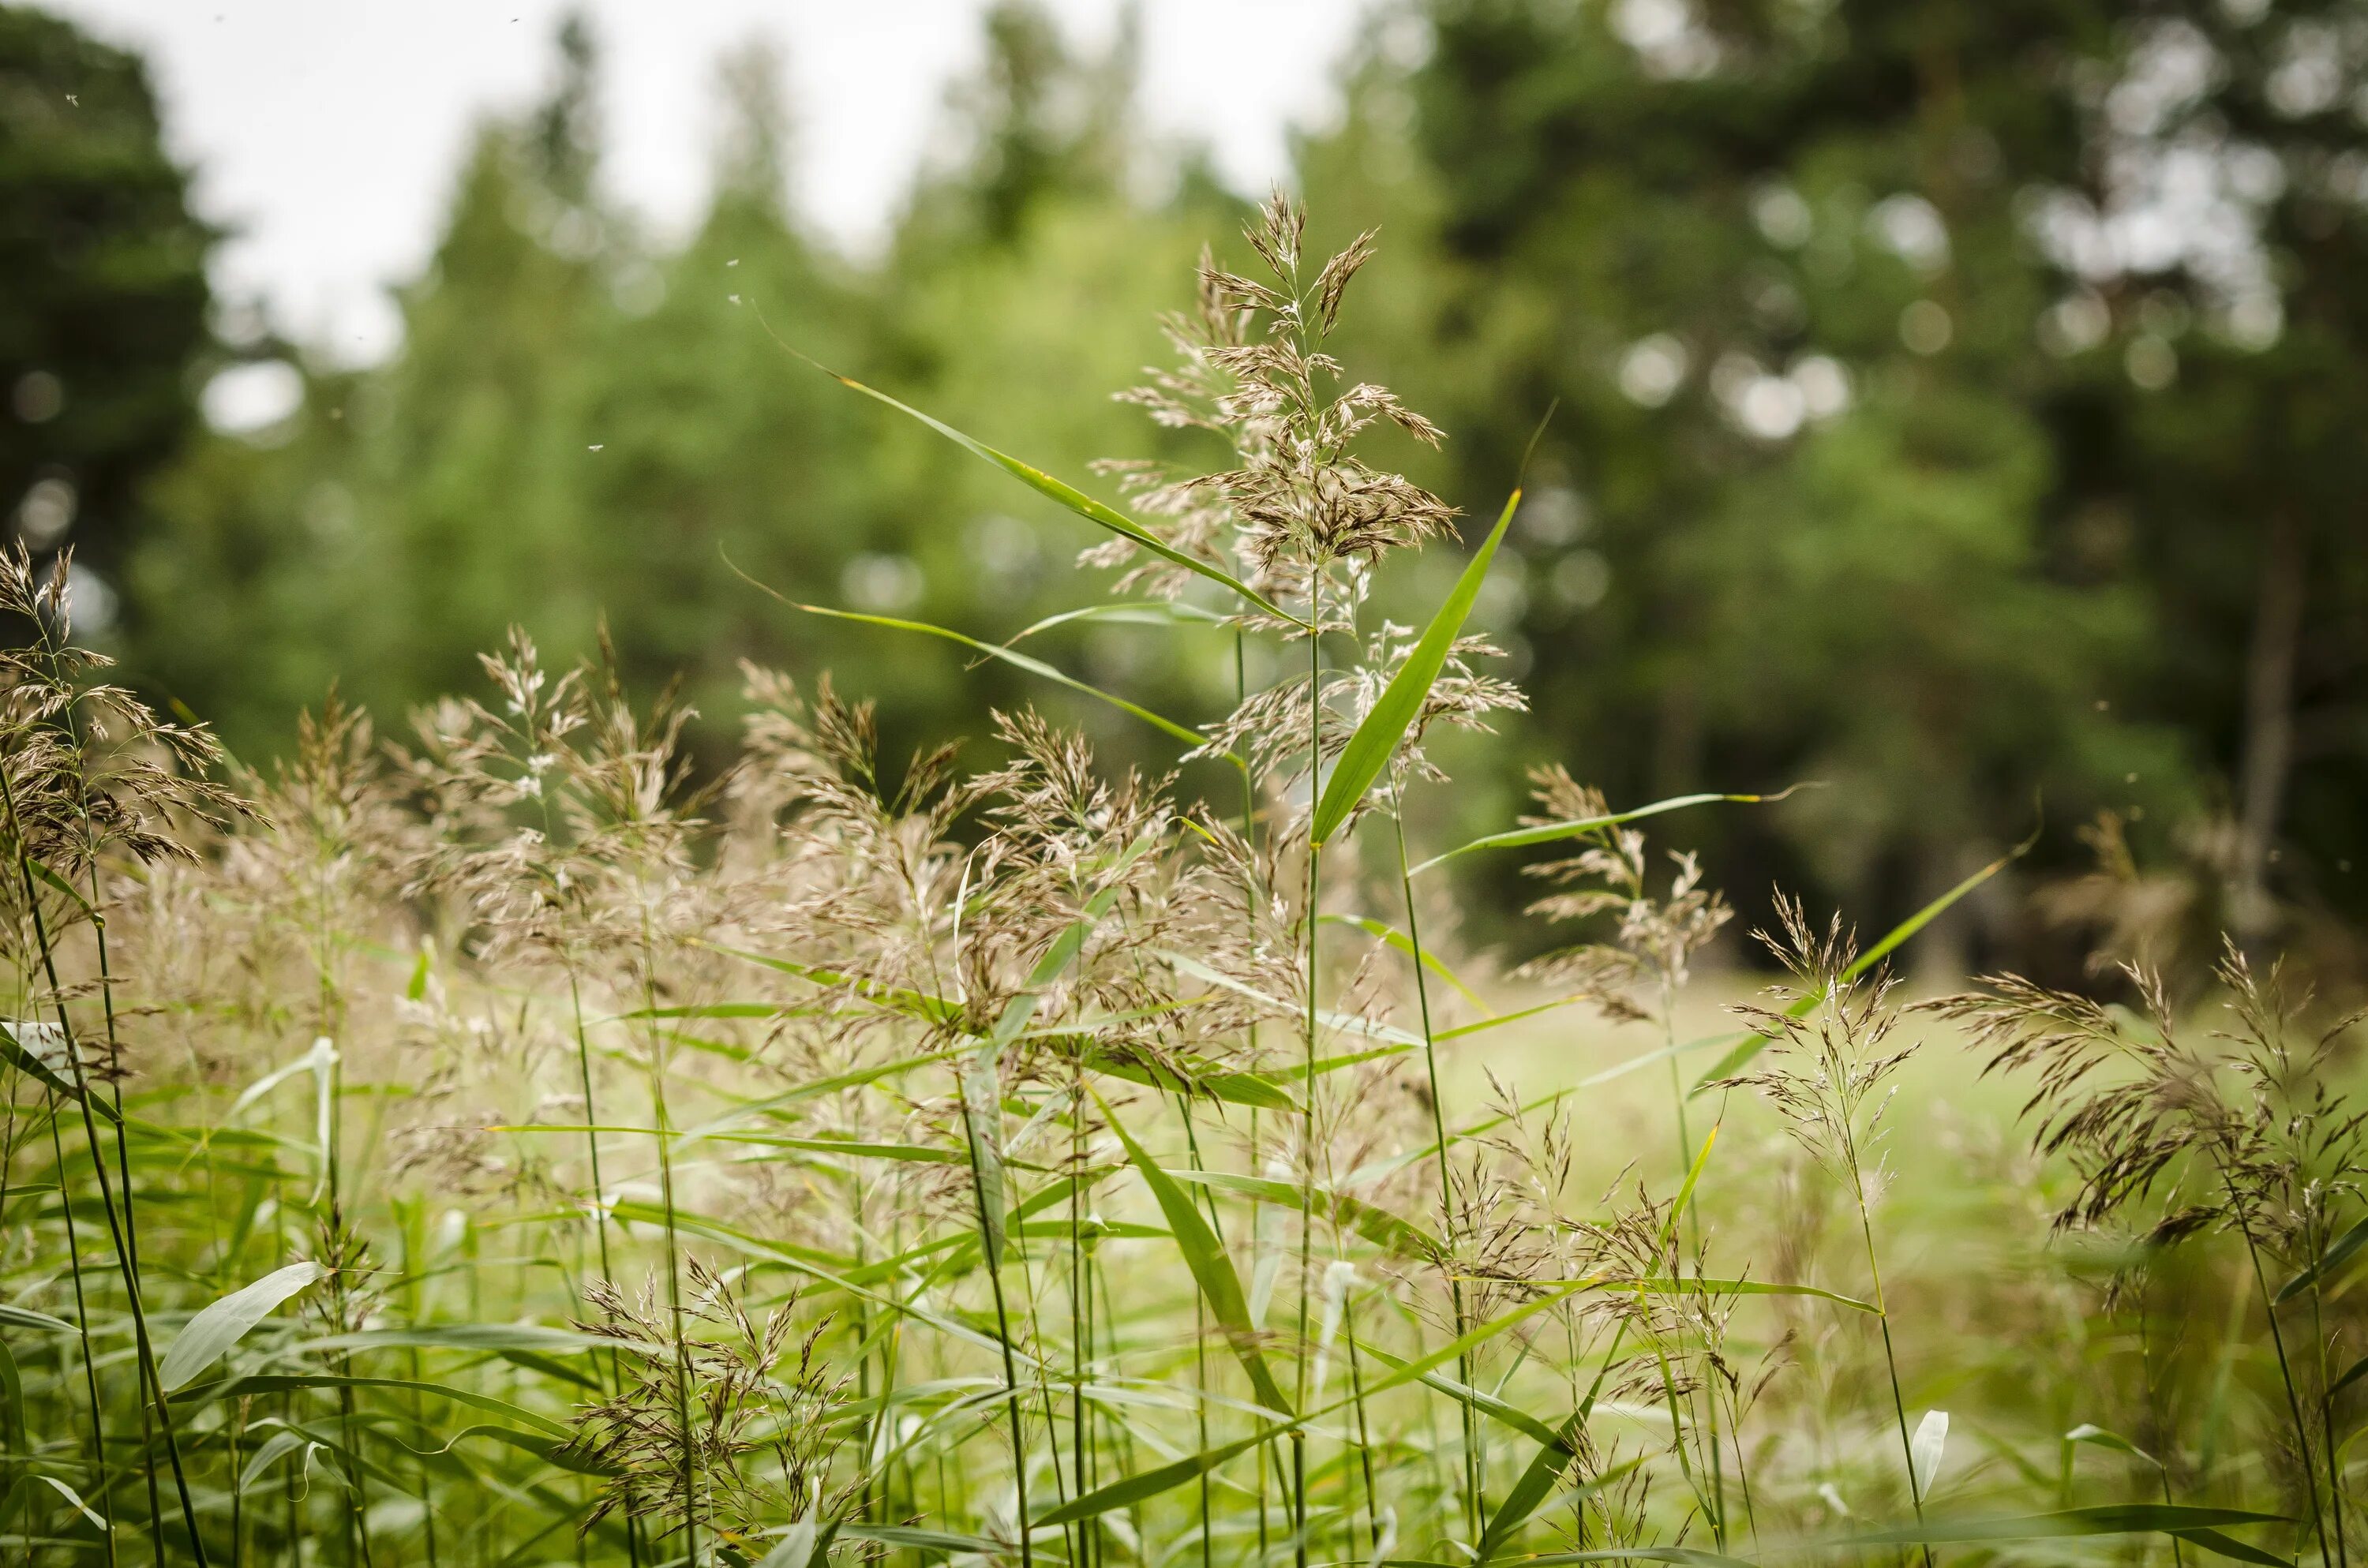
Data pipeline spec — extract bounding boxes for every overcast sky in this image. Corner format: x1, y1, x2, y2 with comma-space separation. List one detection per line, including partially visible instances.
49, 1, 1374, 364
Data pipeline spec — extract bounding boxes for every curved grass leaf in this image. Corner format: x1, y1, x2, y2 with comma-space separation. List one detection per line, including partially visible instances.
1311, 489, 1519, 848
237, 1428, 311, 1495
2168, 1527, 2299, 1566
1910, 1409, 1950, 1503
1438, 997, 1588, 1042
2064, 1421, 2161, 1469
1360, 1343, 1559, 1446
0, 1023, 117, 1121
297, 1323, 641, 1359
0, 1301, 77, 1336
775, 597, 1208, 750
172, 1372, 571, 1438
0, 1340, 21, 1452
1361, 1282, 1587, 1403
1018, 1282, 1583, 1532
34, 1474, 105, 1532
1002, 600, 1230, 646
2277, 1213, 2368, 1304
1477, 1330, 1639, 1562
159, 1259, 329, 1390
1098, 1094, 1292, 1418
793, 361, 1298, 624
1408, 790, 1796, 878
960, 1053, 1007, 1269
24, 859, 94, 917
1324, 913, 1493, 1014
754, 1520, 820, 1568
1033, 1428, 1274, 1529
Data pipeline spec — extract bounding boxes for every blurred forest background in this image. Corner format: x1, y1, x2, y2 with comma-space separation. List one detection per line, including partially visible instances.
4, 0, 2365, 976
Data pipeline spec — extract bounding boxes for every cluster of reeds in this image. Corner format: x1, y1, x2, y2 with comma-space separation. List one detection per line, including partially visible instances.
0, 196, 2362, 1568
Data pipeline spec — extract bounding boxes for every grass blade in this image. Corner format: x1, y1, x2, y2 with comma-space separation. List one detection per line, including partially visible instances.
159, 1260, 330, 1390
1099, 1093, 1294, 1418
1034, 1428, 1275, 1529
0, 1024, 117, 1123
769, 593, 1209, 749
1408, 790, 1799, 878
783, 356, 1298, 623
1311, 489, 1519, 848
2277, 1212, 2368, 1303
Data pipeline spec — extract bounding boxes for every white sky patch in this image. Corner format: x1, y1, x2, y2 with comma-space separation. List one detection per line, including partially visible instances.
51, 0, 1371, 363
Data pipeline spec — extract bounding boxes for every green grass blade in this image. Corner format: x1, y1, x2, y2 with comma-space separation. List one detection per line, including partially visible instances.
0, 1341, 19, 1454
1002, 600, 1230, 646
2277, 1212, 2368, 1303
1033, 1428, 1275, 1529
1437, 997, 1589, 1042
2063, 1421, 2162, 1469
1099, 1093, 1294, 1418
1323, 913, 1494, 1015
1358, 1343, 1560, 1446
171, 1374, 571, 1439
2168, 1527, 2297, 1566
1358, 1283, 1587, 1403
159, 1259, 330, 1390
792, 360, 1298, 623
961, 1053, 1008, 1268
0, 1302, 77, 1336
1311, 489, 1519, 848
0, 1025, 117, 1123
784, 597, 1209, 750
297, 1323, 639, 1358
1408, 791, 1793, 878
1662, 1124, 1716, 1244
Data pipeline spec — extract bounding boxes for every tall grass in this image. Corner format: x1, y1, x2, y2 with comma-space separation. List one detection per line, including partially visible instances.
0, 197, 2359, 1568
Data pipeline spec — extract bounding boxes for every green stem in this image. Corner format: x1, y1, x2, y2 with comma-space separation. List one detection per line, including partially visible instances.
44, 1094, 114, 1568
2224, 1167, 2331, 1566
953, 1087, 1032, 1568
1856, 1202, 1933, 1568
1392, 809, 1482, 1545
2308, 1207, 2348, 1567
1295, 590, 1321, 1568
0, 769, 206, 1566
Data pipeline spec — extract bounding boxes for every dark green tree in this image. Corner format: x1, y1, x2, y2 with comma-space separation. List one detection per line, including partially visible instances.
0, 3, 210, 610
1326, 0, 2368, 957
